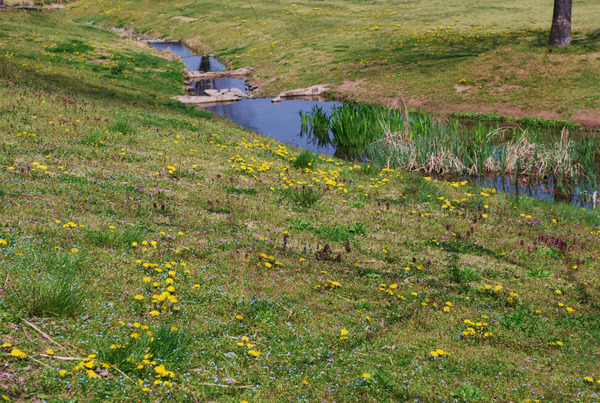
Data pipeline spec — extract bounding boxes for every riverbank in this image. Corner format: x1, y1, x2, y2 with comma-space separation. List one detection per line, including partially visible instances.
1, 10, 600, 403
60, 0, 600, 129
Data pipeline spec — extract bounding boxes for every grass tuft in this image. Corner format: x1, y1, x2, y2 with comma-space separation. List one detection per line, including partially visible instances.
6, 249, 87, 317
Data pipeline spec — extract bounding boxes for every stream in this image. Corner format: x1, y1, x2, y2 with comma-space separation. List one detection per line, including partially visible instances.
151, 42, 598, 208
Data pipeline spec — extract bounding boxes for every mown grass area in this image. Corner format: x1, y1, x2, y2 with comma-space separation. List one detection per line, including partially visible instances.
60, 0, 600, 125
2, 10, 600, 403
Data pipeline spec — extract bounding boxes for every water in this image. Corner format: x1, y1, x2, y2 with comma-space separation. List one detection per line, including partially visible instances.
151, 42, 245, 95
153, 41, 599, 208
204, 98, 341, 155
149, 41, 194, 57
472, 175, 595, 206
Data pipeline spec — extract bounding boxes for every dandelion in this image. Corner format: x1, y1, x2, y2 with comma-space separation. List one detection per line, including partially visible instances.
362, 372, 372, 379
134, 294, 143, 301
11, 349, 27, 359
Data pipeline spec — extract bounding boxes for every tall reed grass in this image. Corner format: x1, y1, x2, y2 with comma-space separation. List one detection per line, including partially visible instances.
300, 104, 599, 190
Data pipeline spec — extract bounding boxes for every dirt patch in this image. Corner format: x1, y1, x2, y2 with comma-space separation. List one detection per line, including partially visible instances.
171, 16, 198, 23
454, 84, 479, 93
42, 3, 65, 10
491, 85, 523, 94
336, 79, 370, 99
572, 110, 600, 130
433, 102, 600, 130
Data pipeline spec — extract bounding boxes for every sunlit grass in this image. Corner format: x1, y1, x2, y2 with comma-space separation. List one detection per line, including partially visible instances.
0, 8, 599, 403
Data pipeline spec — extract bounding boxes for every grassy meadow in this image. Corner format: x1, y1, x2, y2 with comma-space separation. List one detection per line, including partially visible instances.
59, 0, 600, 126
1, 5, 600, 403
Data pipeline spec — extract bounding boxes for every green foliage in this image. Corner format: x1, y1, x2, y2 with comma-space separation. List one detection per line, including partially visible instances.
287, 217, 312, 230
449, 266, 480, 283
450, 383, 481, 401
314, 225, 353, 242
360, 163, 382, 177
282, 186, 322, 207
109, 117, 137, 135
85, 227, 147, 247
291, 150, 318, 169
97, 324, 190, 372
147, 325, 191, 364
80, 127, 108, 146
47, 39, 93, 54
301, 104, 599, 184
348, 222, 366, 235
527, 268, 551, 278
6, 249, 87, 317
223, 185, 258, 195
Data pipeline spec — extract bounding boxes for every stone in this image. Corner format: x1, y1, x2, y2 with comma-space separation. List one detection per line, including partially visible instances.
172, 95, 241, 104
185, 67, 254, 81
278, 84, 331, 98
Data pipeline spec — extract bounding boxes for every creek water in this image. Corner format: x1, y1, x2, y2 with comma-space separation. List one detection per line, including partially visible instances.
151, 42, 598, 208
204, 98, 341, 155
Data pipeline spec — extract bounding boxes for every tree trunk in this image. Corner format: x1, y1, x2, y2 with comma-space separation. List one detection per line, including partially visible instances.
549, 0, 572, 47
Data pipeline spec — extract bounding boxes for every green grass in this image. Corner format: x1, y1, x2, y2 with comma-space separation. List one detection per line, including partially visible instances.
281, 186, 323, 207
6, 249, 88, 317
290, 149, 318, 169
1, 7, 600, 403
61, 0, 600, 126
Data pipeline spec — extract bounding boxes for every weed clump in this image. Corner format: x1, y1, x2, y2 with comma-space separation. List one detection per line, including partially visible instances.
109, 117, 137, 135
291, 150, 318, 169
6, 249, 88, 317
282, 186, 322, 207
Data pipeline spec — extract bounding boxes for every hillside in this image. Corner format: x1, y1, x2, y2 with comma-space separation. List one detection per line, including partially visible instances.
1, 9, 600, 402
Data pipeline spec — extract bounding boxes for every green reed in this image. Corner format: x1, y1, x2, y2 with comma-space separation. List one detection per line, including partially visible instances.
300, 104, 599, 191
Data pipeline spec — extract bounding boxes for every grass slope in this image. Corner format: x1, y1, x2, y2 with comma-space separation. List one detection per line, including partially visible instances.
60, 0, 600, 127
1, 10, 600, 402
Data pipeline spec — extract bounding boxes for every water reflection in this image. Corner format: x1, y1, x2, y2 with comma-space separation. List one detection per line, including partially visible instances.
471, 174, 593, 206
203, 98, 341, 155
149, 41, 193, 57
149, 42, 226, 72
